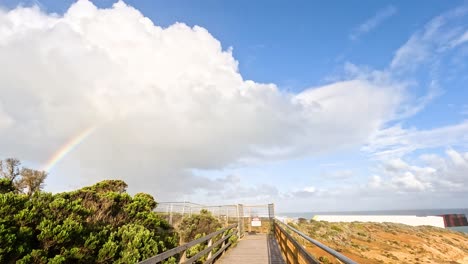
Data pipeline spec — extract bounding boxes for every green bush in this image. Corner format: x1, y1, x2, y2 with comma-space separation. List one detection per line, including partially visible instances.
0, 180, 178, 263
177, 210, 222, 263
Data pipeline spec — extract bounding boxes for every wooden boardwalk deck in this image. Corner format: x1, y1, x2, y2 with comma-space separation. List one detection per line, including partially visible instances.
216, 233, 285, 264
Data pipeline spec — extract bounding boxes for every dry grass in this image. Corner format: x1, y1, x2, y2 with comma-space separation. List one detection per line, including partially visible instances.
292, 220, 468, 264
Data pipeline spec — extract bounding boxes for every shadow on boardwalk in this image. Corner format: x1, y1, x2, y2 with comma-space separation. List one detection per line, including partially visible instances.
215, 233, 285, 264
267, 233, 286, 264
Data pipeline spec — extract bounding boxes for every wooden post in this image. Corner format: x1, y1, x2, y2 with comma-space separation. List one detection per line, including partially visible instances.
293, 242, 299, 264
221, 231, 227, 256
178, 250, 187, 264
206, 238, 213, 260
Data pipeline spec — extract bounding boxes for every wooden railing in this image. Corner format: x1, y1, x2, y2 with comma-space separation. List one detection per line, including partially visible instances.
139, 224, 238, 264
274, 220, 358, 264
274, 220, 319, 264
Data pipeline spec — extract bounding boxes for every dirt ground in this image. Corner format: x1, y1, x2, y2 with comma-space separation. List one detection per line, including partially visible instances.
291, 220, 468, 264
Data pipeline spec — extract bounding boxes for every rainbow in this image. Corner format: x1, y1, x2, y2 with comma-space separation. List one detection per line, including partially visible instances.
43, 126, 96, 172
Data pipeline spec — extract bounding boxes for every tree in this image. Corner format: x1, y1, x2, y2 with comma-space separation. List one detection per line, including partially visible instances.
0, 158, 21, 181
18, 168, 47, 195
0, 158, 47, 195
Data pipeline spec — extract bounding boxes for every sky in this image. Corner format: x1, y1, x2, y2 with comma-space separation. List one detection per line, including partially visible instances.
0, 0, 468, 212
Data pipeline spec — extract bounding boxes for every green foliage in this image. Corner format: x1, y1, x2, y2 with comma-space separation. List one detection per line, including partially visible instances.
0, 178, 15, 193
178, 209, 222, 243
0, 180, 178, 263
81, 179, 128, 194
318, 256, 331, 263
330, 225, 343, 232
227, 228, 238, 246
177, 210, 223, 263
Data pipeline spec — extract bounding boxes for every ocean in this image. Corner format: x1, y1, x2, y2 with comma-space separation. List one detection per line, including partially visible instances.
278, 208, 468, 219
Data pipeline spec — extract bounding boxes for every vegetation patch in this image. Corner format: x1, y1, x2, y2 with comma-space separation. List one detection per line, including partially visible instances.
1, 158, 178, 263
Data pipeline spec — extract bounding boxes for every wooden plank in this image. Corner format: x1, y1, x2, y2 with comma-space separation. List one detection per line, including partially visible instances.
215, 233, 285, 264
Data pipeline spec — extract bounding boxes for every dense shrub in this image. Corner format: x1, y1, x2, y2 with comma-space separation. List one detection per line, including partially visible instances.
0, 180, 178, 263
177, 210, 223, 263
178, 209, 222, 243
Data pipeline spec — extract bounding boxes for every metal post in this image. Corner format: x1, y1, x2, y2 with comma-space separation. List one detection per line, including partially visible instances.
225, 207, 229, 225
169, 203, 173, 225
236, 204, 240, 238
248, 207, 252, 233
268, 203, 275, 233
237, 204, 244, 238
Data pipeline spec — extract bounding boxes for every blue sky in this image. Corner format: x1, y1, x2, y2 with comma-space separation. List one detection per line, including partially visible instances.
1, 0, 468, 212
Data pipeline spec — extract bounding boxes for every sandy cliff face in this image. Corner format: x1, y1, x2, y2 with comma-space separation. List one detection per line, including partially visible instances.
293, 220, 468, 264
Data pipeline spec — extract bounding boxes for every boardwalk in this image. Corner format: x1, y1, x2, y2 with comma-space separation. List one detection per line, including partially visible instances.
216, 233, 285, 264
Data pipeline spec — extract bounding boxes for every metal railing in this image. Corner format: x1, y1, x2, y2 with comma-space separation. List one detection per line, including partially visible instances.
274, 219, 358, 264
154, 202, 240, 227
154, 202, 276, 239
139, 224, 238, 264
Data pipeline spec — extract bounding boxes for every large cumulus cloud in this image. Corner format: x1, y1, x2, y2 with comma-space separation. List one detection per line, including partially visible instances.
0, 1, 402, 199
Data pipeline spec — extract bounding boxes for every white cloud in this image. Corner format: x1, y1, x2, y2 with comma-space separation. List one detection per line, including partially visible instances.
0, 1, 404, 200
368, 175, 383, 188
391, 6, 468, 71
391, 171, 432, 191
204, 175, 279, 203
375, 149, 467, 192
290, 186, 317, 198
325, 169, 353, 179
450, 29, 468, 47
282, 149, 468, 211
350, 5, 397, 40
0, 104, 13, 129
381, 149, 468, 193
363, 121, 468, 159
384, 158, 410, 171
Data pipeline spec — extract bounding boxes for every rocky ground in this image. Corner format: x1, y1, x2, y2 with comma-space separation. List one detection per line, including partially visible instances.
291, 220, 468, 264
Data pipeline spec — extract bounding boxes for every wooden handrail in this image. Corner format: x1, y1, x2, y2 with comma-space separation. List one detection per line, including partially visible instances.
274, 221, 319, 264
139, 224, 237, 264
182, 229, 236, 263
274, 220, 358, 264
